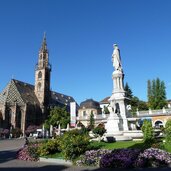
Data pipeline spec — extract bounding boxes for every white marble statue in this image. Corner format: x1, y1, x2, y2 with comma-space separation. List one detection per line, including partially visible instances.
112, 44, 122, 71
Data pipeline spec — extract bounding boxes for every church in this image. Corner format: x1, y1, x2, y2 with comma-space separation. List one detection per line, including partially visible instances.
0, 35, 76, 134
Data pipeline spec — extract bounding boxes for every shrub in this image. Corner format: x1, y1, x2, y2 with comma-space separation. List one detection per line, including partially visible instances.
28, 143, 40, 160
100, 148, 141, 168
141, 119, 154, 144
11, 128, 22, 138
2, 129, 9, 138
60, 129, 90, 161
17, 143, 40, 161
79, 126, 89, 135
38, 137, 61, 156
165, 119, 171, 144
135, 148, 171, 168
76, 149, 111, 167
93, 126, 106, 137
0, 129, 3, 137
89, 112, 95, 130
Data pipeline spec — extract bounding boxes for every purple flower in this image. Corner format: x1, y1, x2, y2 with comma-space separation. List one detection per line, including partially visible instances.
76, 149, 111, 166
100, 149, 141, 168
134, 148, 171, 168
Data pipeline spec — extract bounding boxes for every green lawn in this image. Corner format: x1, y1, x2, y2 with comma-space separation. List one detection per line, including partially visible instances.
163, 143, 171, 152
43, 140, 171, 160
44, 141, 144, 159
90, 140, 145, 150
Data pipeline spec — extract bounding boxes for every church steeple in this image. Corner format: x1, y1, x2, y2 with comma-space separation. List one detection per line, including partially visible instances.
37, 32, 50, 70
35, 34, 51, 114
41, 32, 47, 52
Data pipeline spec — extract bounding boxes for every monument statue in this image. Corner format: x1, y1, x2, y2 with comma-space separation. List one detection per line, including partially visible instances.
104, 43, 142, 142
112, 44, 122, 71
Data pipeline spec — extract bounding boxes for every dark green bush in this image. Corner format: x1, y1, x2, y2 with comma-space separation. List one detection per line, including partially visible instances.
79, 126, 89, 135
141, 119, 154, 144
93, 126, 106, 137
11, 128, 22, 138
28, 143, 40, 160
60, 129, 90, 161
38, 137, 61, 156
165, 119, 171, 144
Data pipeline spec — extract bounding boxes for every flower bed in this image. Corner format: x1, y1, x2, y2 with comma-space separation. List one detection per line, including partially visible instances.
100, 148, 141, 168
17, 143, 40, 161
135, 148, 171, 168
77, 148, 171, 169
76, 149, 111, 166
16, 130, 171, 169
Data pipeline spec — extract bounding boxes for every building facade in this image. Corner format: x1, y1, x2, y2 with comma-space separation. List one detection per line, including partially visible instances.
77, 99, 102, 127
0, 35, 76, 134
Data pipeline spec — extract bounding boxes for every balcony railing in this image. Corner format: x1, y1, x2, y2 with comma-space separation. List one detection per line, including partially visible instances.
136, 108, 171, 116
77, 114, 110, 121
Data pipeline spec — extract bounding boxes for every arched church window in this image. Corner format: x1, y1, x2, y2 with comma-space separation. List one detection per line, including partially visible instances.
7, 108, 12, 128
43, 54, 46, 60
37, 82, 42, 91
38, 71, 42, 80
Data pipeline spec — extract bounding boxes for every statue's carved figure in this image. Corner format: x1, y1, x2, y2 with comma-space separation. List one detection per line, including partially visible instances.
112, 44, 122, 71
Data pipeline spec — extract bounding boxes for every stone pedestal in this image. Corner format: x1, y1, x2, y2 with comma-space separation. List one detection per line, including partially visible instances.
108, 70, 129, 131
105, 112, 121, 135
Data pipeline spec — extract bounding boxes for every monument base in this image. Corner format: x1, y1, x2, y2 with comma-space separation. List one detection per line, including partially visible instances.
105, 113, 120, 134
104, 112, 132, 142
123, 130, 143, 140
103, 134, 132, 142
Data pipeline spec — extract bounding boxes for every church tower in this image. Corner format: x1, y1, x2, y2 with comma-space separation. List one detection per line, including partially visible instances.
35, 33, 51, 113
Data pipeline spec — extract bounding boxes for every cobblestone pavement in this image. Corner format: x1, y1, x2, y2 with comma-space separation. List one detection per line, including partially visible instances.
0, 139, 170, 171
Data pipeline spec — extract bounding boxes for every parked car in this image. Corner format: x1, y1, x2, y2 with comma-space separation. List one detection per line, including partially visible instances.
33, 129, 43, 139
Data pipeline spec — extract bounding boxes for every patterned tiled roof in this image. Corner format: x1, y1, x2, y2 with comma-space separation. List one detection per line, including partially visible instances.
50, 91, 75, 108
0, 81, 11, 103
13, 79, 40, 105
0, 79, 76, 108
0, 80, 25, 105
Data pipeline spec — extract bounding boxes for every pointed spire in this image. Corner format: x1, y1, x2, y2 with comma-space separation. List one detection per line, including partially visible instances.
41, 32, 47, 51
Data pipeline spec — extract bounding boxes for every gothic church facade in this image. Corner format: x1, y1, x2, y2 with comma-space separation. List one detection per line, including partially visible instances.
0, 35, 76, 134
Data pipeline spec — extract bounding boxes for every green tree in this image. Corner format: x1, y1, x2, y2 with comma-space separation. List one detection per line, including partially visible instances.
44, 119, 50, 130
164, 119, 171, 144
124, 82, 133, 99
93, 125, 106, 137
103, 106, 109, 114
44, 106, 70, 129
141, 119, 154, 143
130, 96, 148, 115
138, 100, 148, 111
89, 111, 95, 130
147, 80, 152, 108
160, 81, 167, 108
124, 83, 148, 115
147, 78, 167, 109
130, 96, 139, 114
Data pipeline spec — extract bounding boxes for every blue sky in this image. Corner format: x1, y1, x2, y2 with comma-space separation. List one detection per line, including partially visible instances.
0, 0, 171, 104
